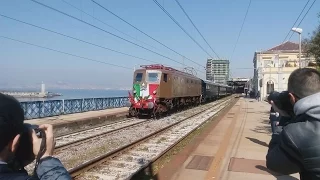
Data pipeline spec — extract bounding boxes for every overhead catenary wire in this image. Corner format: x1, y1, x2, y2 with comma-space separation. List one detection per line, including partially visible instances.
174, 0, 220, 59
0, 14, 159, 65
29, 0, 190, 69
282, 0, 311, 43
152, 0, 215, 59
0, 36, 132, 70
230, 0, 251, 61
61, 0, 162, 54
288, 0, 317, 40
91, 0, 205, 69
296, 0, 317, 27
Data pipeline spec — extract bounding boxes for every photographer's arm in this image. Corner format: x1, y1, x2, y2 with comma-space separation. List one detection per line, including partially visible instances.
266, 130, 301, 174
32, 124, 72, 180
36, 156, 71, 180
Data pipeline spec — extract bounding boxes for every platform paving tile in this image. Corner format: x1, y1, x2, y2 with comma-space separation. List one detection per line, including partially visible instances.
224, 172, 299, 180
219, 98, 300, 180
168, 102, 240, 180
163, 98, 300, 180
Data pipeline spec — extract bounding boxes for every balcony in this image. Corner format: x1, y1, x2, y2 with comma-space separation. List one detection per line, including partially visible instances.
259, 60, 317, 73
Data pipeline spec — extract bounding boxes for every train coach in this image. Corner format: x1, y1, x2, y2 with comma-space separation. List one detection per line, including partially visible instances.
201, 80, 233, 103
128, 64, 233, 118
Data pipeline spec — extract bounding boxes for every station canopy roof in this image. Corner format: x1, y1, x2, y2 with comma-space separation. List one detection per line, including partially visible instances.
227, 80, 248, 86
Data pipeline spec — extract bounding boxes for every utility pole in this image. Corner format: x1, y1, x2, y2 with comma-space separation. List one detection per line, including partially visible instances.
299, 32, 302, 68
291, 27, 303, 68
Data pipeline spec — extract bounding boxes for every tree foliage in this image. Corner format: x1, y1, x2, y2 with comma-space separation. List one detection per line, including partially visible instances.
303, 13, 320, 65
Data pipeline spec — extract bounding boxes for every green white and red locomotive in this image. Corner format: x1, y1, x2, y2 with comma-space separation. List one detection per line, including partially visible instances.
128, 64, 233, 118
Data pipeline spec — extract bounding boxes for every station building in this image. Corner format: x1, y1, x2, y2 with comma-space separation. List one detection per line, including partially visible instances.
252, 41, 317, 100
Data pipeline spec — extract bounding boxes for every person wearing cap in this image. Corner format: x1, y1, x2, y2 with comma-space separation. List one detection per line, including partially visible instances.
0, 93, 71, 179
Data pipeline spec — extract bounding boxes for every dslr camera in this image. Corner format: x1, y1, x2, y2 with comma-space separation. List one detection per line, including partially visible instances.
8, 124, 46, 171
268, 91, 295, 126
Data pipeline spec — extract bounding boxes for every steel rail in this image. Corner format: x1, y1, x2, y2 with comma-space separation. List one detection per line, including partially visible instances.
129, 97, 238, 179
68, 95, 234, 178
54, 120, 148, 152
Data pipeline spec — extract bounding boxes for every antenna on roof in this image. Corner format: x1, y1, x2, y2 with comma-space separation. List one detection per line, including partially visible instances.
140, 64, 178, 71
182, 67, 197, 76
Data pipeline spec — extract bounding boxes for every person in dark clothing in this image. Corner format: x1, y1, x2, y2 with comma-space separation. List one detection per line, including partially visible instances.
0, 93, 71, 179
266, 68, 320, 179
267, 92, 280, 134
256, 91, 260, 101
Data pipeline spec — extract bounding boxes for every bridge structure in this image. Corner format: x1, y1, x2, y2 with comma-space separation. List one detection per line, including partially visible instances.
20, 96, 129, 120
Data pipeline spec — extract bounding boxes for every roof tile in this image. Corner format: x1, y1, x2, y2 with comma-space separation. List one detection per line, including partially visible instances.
267, 41, 300, 51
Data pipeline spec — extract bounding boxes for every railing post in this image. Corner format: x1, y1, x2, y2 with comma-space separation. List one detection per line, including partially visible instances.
62, 99, 65, 114
38, 101, 41, 118
81, 98, 84, 112
51, 100, 53, 116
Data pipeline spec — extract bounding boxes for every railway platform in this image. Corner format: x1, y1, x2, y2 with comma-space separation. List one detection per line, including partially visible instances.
26, 107, 128, 125
157, 97, 300, 180
25, 107, 128, 135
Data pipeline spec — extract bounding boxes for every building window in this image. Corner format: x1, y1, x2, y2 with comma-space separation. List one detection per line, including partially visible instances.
284, 61, 298, 67
266, 80, 274, 94
264, 60, 273, 67
308, 61, 317, 67
163, 73, 168, 82
279, 60, 287, 67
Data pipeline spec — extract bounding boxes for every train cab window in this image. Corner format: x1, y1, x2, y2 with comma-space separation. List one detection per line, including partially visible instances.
135, 73, 143, 82
163, 73, 168, 82
148, 73, 159, 82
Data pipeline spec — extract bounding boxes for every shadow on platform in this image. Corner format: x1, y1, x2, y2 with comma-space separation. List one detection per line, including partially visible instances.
130, 164, 159, 180
246, 137, 269, 147
251, 124, 272, 134
251, 114, 273, 134
255, 165, 299, 180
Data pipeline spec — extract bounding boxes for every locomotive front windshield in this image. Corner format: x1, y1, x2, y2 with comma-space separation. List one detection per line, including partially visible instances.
135, 73, 143, 82
147, 72, 160, 83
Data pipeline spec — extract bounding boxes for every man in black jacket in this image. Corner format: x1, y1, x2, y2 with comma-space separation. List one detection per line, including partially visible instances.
266, 68, 320, 179
0, 93, 71, 179
267, 91, 280, 134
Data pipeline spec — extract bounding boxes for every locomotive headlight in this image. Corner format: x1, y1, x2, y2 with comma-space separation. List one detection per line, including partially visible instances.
147, 102, 154, 109
133, 90, 136, 94
153, 90, 157, 95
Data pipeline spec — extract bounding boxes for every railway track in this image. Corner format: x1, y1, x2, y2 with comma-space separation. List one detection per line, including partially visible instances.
69, 96, 234, 179
53, 98, 230, 152
55, 118, 146, 151
52, 100, 223, 152
25, 97, 230, 174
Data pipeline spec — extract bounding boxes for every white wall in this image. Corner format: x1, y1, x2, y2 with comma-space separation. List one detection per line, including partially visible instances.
260, 72, 291, 99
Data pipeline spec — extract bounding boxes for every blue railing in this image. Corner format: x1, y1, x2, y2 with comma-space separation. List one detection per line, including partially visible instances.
20, 97, 129, 120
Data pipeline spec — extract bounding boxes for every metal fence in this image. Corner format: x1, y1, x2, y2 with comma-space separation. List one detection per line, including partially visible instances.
20, 97, 129, 120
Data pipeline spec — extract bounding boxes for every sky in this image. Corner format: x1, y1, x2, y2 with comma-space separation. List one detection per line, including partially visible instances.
0, 0, 319, 89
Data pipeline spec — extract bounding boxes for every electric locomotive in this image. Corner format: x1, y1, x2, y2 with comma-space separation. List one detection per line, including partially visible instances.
128, 64, 233, 118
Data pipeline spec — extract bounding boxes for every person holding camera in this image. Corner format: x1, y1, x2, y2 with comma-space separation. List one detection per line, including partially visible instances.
266, 68, 320, 179
0, 93, 71, 179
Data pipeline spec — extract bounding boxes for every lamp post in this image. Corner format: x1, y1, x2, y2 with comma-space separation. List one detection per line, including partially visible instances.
291, 27, 303, 68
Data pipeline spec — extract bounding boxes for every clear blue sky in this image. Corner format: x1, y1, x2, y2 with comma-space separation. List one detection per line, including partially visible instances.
0, 0, 319, 88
